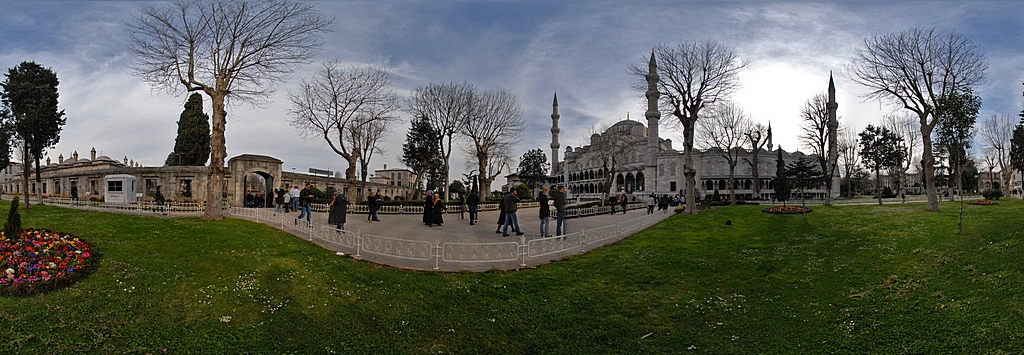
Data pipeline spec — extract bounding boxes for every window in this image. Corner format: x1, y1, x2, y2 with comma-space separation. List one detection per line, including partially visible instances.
145, 179, 158, 196
670, 181, 676, 192
180, 179, 192, 198
108, 180, 123, 192
42, 182, 47, 194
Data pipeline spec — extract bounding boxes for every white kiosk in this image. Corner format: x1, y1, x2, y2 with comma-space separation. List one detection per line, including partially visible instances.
104, 174, 138, 204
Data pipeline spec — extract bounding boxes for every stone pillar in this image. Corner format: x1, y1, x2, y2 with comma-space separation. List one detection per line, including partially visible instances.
550, 92, 560, 174
644, 50, 661, 192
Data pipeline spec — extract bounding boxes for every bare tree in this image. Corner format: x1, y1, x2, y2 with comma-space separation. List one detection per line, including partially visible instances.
698, 103, 751, 205
127, 0, 332, 220
407, 82, 475, 202
460, 88, 524, 199
743, 122, 769, 199
352, 109, 398, 200
631, 41, 745, 214
837, 128, 861, 199
288, 62, 398, 201
977, 113, 1016, 196
849, 27, 987, 211
882, 113, 920, 197
799, 92, 840, 203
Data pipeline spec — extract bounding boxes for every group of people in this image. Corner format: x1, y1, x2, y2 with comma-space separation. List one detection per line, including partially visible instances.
645, 193, 675, 214
607, 193, 629, 214
422, 190, 447, 227
493, 185, 568, 238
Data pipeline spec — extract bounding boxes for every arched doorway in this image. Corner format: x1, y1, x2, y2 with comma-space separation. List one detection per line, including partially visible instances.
242, 172, 275, 208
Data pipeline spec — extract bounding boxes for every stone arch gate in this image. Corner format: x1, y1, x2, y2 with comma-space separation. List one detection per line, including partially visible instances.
228, 154, 283, 208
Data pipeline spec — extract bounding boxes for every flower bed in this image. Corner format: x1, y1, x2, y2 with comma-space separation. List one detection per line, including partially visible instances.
1, 229, 95, 295
968, 199, 998, 205
762, 205, 812, 214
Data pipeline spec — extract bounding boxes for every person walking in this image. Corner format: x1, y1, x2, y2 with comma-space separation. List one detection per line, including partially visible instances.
295, 183, 313, 226
327, 191, 349, 230
154, 185, 166, 215
495, 193, 506, 233
430, 193, 446, 226
274, 187, 286, 214
646, 193, 656, 214
423, 190, 433, 226
70, 183, 79, 205
289, 185, 300, 212
619, 193, 628, 214
367, 189, 381, 222
502, 189, 523, 237
538, 187, 551, 237
281, 188, 291, 213
609, 194, 618, 215
553, 185, 567, 238
466, 190, 480, 225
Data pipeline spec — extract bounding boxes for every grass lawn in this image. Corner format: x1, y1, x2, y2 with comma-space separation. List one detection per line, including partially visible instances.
1, 199, 1022, 354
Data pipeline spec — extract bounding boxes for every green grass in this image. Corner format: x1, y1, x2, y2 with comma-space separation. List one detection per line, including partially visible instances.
1, 200, 1023, 354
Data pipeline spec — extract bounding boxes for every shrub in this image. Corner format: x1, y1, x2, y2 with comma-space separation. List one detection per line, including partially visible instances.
4, 196, 21, 237
881, 186, 896, 198
982, 188, 1003, 201
712, 189, 721, 202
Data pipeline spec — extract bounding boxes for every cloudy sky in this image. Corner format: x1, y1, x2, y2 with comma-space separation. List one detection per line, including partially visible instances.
2, 1, 1022, 189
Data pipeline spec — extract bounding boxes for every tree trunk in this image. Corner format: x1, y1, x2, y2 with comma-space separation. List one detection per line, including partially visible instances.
1000, 168, 1013, 198
751, 150, 761, 198
344, 155, 357, 202
919, 116, 940, 211
33, 158, 43, 206
875, 168, 882, 206
202, 92, 227, 220
683, 115, 698, 214
476, 152, 489, 199
21, 147, 31, 210
728, 164, 736, 205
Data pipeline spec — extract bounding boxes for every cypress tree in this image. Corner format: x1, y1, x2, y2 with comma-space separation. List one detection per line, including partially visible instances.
4, 196, 21, 237
166, 93, 211, 166
774, 148, 792, 205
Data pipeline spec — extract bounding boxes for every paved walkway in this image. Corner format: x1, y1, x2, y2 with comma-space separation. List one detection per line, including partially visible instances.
233, 205, 673, 271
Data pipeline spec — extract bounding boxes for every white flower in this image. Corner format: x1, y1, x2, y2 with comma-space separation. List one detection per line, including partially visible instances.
4, 268, 13, 275
219, 315, 232, 323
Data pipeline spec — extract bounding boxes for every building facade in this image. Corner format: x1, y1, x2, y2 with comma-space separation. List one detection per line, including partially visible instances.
2, 149, 416, 205
547, 53, 842, 201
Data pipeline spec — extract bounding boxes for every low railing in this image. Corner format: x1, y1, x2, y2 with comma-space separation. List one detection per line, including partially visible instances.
41, 197, 207, 214
226, 207, 663, 271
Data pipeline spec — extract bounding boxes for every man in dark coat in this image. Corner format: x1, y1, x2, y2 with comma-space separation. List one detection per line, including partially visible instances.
328, 193, 349, 230
295, 183, 313, 225
466, 190, 480, 225
553, 185, 567, 237
538, 187, 551, 237
609, 194, 618, 214
619, 193, 627, 214
501, 189, 523, 237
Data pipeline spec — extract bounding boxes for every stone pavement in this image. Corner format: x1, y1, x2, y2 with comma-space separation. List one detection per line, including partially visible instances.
241, 205, 674, 272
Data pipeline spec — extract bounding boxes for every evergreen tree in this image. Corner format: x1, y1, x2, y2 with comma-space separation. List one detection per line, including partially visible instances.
787, 157, 825, 210
402, 115, 443, 196
165, 93, 211, 166
934, 88, 981, 200
517, 148, 549, 190
774, 148, 792, 205
859, 124, 905, 205
1011, 118, 1024, 183
1, 61, 67, 209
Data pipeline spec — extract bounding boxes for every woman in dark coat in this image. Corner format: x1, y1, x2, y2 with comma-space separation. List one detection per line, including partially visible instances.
327, 193, 348, 230
619, 194, 627, 214
430, 194, 445, 226
495, 195, 506, 233
423, 192, 433, 225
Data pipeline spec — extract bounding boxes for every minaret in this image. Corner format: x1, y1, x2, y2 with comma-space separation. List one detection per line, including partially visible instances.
645, 50, 661, 192
550, 92, 560, 174
767, 122, 773, 152
826, 72, 839, 202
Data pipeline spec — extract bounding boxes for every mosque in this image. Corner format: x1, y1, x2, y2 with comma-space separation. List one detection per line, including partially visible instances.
546, 53, 841, 201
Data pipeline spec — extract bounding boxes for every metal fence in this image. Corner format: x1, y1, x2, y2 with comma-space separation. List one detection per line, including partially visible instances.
40, 197, 207, 214
227, 206, 663, 271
